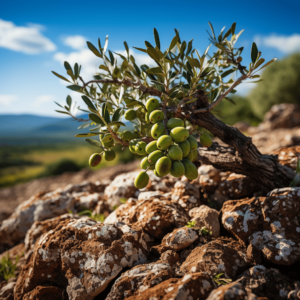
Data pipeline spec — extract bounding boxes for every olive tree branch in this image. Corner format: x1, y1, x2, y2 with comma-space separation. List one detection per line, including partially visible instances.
193, 73, 248, 113
79, 77, 162, 97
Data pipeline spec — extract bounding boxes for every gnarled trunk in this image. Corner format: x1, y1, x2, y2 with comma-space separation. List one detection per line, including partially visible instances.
190, 112, 295, 190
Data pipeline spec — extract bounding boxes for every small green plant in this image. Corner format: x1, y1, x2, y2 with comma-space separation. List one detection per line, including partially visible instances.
213, 273, 232, 286
186, 221, 196, 228
0, 252, 21, 281
290, 159, 300, 187
69, 208, 106, 222
200, 226, 212, 236
120, 198, 127, 204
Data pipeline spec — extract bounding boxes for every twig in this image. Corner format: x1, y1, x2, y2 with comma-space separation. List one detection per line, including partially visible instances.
194, 73, 248, 113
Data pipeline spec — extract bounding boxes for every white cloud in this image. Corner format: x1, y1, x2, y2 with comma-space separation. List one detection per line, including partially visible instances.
255, 34, 300, 54
0, 95, 17, 106
35, 95, 56, 106
54, 48, 100, 81
63, 35, 87, 50
53, 47, 155, 82
0, 19, 56, 54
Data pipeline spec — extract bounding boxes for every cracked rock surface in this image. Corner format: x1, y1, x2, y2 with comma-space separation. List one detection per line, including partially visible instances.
222, 187, 300, 265
15, 218, 151, 300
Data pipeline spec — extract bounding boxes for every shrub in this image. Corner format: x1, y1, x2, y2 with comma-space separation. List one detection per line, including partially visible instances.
249, 53, 300, 119
43, 159, 81, 176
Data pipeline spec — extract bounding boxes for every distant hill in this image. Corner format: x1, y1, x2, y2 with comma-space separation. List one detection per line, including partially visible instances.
0, 114, 132, 145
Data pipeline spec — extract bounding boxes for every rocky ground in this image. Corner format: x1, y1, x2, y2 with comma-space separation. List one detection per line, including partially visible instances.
1, 103, 300, 300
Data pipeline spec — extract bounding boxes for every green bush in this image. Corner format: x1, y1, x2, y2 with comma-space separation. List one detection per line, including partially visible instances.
43, 159, 81, 176
216, 95, 260, 125
249, 53, 300, 119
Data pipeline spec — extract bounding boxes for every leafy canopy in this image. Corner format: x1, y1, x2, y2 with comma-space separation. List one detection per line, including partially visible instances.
52, 22, 276, 148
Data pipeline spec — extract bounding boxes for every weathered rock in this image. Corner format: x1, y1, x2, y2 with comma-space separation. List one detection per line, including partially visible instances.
104, 171, 140, 208
146, 171, 180, 192
255, 104, 300, 132
222, 187, 300, 265
126, 273, 214, 300
15, 218, 151, 300
180, 237, 249, 279
115, 198, 189, 239
288, 282, 300, 300
24, 213, 78, 259
106, 250, 179, 300
138, 190, 166, 201
103, 210, 118, 224
272, 145, 300, 171
250, 127, 300, 154
206, 282, 257, 300
189, 205, 220, 237
198, 165, 221, 194
23, 286, 64, 300
238, 265, 295, 300
151, 227, 198, 255
212, 173, 264, 205
0, 182, 105, 251
171, 181, 201, 212
0, 281, 16, 300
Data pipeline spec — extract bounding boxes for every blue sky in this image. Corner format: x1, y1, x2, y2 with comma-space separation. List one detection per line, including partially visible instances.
1, 0, 300, 117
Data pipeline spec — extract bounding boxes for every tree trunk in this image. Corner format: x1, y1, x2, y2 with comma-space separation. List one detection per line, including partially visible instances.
189, 112, 295, 190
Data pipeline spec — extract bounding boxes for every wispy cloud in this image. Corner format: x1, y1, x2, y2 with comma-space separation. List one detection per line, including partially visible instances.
35, 95, 56, 106
255, 33, 300, 54
0, 95, 17, 106
63, 35, 87, 50
0, 19, 56, 54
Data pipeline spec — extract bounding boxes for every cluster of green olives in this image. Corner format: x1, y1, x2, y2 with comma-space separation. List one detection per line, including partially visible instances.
89, 97, 213, 189
88, 133, 118, 167
128, 98, 212, 189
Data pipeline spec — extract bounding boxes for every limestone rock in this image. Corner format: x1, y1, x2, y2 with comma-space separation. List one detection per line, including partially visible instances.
24, 213, 78, 259
213, 173, 264, 205
0, 182, 105, 251
189, 205, 220, 237
171, 181, 201, 212
146, 171, 180, 192
126, 272, 214, 300
198, 165, 221, 194
238, 265, 295, 299
206, 282, 257, 300
103, 210, 118, 224
272, 145, 300, 171
106, 251, 179, 300
180, 237, 248, 279
222, 187, 300, 265
0, 281, 16, 300
256, 104, 300, 132
15, 218, 151, 300
115, 198, 189, 239
151, 227, 198, 255
23, 286, 64, 300
103, 171, 140, 208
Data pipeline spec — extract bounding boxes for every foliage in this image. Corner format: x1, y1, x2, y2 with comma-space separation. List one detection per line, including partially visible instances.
213, 273, 232, 286
249, 53, 300, 119
216, 95, 260, 125
52, 22, 276, 188
42, 159, 81, 176
0, 252, 22, 281
69, 208, 106, 222
200, 226, 212, 236
186, 220, 196, 228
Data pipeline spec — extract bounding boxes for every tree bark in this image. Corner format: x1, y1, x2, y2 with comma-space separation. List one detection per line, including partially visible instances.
190, 112, 295, 190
